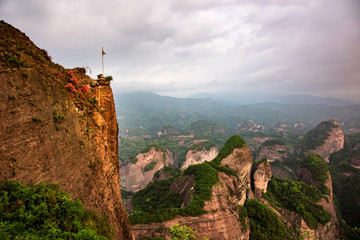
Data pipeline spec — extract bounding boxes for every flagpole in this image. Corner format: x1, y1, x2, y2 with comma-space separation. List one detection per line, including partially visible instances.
102, 47, 104, 75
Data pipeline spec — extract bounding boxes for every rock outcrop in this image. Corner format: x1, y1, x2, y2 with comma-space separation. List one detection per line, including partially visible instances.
302, 120, 344, 162
0, 21, 133, 239
120, 146, 174, 192
253, 160, 272, 198
181, 146, 218, 169
132, 136, 253, 239
296, 154, 340, 239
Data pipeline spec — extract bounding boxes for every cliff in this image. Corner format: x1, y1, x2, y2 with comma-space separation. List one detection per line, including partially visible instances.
0, 21, 133, 239
295, 154, 340, 239
300, 120, 344, 162
253, 160, 272, 198
181, 146, 219, 169
120, 146, 174, 192
131, 135, 253, 239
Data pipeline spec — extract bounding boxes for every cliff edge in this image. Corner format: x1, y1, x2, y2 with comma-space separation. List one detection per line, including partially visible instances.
0, 21, 133, 239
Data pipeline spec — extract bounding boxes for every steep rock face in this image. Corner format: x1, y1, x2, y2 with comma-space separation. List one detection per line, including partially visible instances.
294, 172, 340, 240
296, 160, 340, 239
132, 143, 253, 239
303, 120, 344, 162
181, 146, 218, 169
169, 175, 196, 207
253, 161, 272, 198
0, 21, 133, 239
119, 147, 174, 192
220, 146, 253, 205
256, 144, 288, 162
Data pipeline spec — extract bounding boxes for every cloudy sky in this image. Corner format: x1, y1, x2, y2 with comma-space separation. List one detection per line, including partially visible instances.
1, 0, 360, 99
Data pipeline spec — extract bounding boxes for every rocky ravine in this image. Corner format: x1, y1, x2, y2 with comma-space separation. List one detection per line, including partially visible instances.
132, 143, 253, 240
120, 147, 175, 192
0, 21, 133, 239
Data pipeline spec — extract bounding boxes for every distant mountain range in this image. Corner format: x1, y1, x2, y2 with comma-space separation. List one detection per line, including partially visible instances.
190, 92, 359, 106
114, 92, 360, 136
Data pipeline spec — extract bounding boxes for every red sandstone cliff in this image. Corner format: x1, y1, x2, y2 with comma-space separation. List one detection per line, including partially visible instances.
0, 21, 133, 239
304, 120, 344, 162
120, 147, 175, 192
181, 146, 219, 170
132, 144, 253, 239
253, 161, 272, 198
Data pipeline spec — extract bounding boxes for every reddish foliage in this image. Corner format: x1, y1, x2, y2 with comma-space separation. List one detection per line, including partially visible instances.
70, 77, 79, 85
65, 83, 77, 92
79, 85, 89, 94
66, 70, 74, 76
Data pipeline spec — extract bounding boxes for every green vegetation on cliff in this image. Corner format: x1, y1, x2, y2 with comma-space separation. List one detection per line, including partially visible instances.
208, 135, 246, 176
244, 199, 292, 240
329, 133, 360, 231
299, 120, 338, 151
301, 153, 329, 184
129, 135, 246, 224
263, 176, 331, 229
132, 178, 181, 212
189, 141, 216, 151
129, 162, 219, 224
182, 163, 219, 216
129, 178, 181, 224
0, 180, 113, 240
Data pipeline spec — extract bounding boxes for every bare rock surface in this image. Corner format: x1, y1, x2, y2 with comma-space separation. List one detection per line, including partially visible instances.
253, 161, 272, 198
120, 147, 174, 192
305, 120, 344, 162
132, 143, 253, 239
181, 146, 218, 169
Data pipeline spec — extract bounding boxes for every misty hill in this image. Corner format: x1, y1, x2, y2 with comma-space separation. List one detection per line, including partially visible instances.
190, 92, 358, 106
115, 92, 360, 136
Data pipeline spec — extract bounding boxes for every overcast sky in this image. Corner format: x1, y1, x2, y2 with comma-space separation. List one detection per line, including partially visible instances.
1, 0, 360, 99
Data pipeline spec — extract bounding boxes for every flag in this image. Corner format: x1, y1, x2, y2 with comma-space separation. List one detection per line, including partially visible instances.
102, 47, 107, 56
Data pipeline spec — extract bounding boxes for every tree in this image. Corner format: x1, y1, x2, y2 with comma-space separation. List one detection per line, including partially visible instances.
169, 224, 209, 240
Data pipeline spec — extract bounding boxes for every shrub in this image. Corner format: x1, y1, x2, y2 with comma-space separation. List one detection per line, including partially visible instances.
141, 144, 167, 154
0, 180, 113, 239
53, 111, 65, 122
144, 161, 157, 172
263, 176, 331, 229
32, 117, 41, 122
130, 156, 138, 164
301, 153, 329, 184
105, 76, 113, 81
22, 72, 29, 78
245, 199, 292, 240
170, 224, 209, 240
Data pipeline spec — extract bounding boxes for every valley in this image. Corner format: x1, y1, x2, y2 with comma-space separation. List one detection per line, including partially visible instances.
116, 92, 360, 239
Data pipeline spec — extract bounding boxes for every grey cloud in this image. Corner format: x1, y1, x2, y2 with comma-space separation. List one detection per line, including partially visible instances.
0, 0, 359, 99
